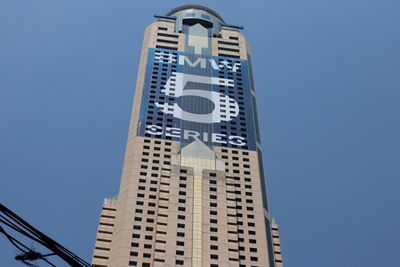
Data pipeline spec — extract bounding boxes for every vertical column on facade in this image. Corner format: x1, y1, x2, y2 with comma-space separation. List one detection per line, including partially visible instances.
180, 139, 217, 267
202, 170, 234, 267
192, 167, 203, 267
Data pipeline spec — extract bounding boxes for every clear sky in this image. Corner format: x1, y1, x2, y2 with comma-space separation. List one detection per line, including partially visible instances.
1, 1, 399, 266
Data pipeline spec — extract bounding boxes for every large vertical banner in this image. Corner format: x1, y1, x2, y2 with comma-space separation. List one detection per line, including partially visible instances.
138, 48, 256, 151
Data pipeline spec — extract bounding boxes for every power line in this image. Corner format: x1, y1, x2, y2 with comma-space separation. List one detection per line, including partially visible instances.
0, 203, 91, 267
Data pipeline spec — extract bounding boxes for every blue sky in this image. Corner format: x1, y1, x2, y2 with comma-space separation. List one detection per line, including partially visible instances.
1, 1, 399, 266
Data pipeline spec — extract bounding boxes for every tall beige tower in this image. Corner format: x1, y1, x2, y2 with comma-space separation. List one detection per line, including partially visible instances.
92, 5, 283, 267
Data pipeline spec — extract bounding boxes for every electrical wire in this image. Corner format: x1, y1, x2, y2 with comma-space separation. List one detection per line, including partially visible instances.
1, 225, 56, 266
0, 203, 91, 267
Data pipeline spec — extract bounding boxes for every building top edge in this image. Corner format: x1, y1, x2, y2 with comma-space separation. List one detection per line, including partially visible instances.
166, 4, 225, 23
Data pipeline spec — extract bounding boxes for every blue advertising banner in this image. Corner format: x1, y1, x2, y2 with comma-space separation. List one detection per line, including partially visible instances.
137, 48, 257, 151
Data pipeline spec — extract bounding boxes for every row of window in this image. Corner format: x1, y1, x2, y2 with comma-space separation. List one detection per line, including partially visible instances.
155, 31, 179, 51
156, 25, 242, 58
218, 40, 239, 46
218, 46, 240, 53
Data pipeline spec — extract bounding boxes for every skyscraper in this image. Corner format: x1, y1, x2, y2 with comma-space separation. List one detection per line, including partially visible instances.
92, 5, 283, 267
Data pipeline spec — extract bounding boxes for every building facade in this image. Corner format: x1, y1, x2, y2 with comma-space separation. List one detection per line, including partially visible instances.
92, 5, 283, 267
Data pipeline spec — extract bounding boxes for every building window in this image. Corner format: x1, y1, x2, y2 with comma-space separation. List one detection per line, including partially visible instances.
176, 259, 184, 265
130, 251, 138, 256
251, 256, 258, 262
177, 232, 185, 237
